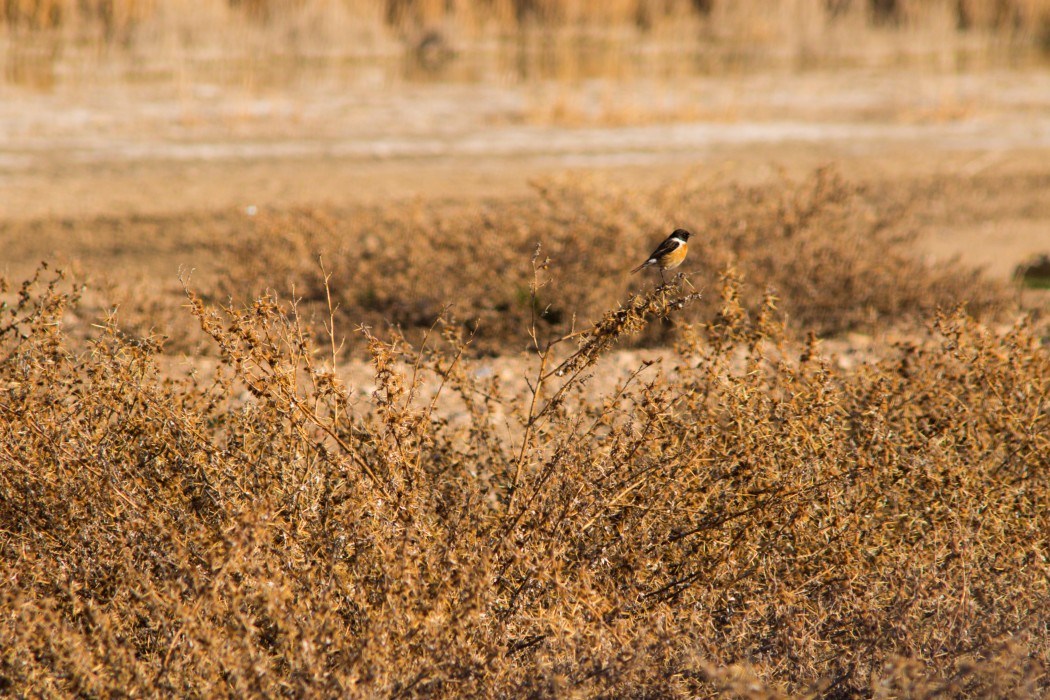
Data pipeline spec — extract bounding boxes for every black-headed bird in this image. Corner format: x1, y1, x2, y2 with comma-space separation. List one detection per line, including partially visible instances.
632, 228, 691, 282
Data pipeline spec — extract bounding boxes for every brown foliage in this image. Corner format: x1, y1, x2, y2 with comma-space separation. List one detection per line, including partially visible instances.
219, 168, 1008, 354
1, 249, 1048, 695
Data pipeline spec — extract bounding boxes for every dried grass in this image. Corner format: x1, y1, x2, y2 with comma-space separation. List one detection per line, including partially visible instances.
215, 167, 1009, 354
1, 187, 1048, 694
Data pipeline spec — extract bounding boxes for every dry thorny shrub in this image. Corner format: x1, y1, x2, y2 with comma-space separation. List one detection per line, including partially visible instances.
1, 255, 1048, 697
215, 167, 1009, 355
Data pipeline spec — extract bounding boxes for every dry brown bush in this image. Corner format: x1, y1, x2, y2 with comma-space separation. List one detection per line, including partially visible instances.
4, 168, 1010, 358
1, 250, 1047, 696
218, 168, 1009, 354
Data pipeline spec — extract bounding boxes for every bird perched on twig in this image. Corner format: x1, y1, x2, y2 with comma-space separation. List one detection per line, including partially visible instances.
632, 229, 691, 282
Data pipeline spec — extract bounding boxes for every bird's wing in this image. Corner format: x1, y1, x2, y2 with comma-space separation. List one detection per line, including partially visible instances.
647, 236, 682, 260
632, 235, 683, 273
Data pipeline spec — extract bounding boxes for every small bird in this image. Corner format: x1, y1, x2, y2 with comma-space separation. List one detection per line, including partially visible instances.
632, 228, 691, 282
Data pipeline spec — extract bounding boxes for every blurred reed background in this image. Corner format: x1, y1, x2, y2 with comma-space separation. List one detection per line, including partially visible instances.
4, 0, 1050, 92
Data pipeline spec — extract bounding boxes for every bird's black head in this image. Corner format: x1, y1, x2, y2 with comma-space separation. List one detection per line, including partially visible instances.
672, 228, 692, 241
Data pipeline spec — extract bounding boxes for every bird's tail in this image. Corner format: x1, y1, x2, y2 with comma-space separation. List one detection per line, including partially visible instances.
631, 261, 649, 274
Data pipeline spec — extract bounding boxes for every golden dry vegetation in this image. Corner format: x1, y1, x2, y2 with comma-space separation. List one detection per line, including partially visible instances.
3, 167, 1024, 354
214, 168, 1012, 352
2, 166, 1050, 696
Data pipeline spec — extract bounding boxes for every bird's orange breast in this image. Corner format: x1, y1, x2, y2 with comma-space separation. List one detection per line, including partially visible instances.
660, 242, 688, 270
